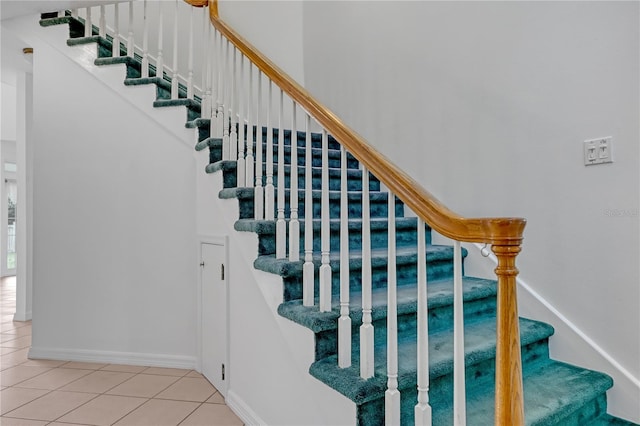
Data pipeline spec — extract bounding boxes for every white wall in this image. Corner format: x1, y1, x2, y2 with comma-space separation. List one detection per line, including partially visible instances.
302, 1, 639, 421
1, 82, 17, 140
218, 0, 305, 86
26, 23, 200, 366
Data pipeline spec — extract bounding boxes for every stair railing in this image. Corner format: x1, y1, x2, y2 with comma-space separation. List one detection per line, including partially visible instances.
197, 1, 526, 425
73, 1, 210, 102
64, 1, 527, 423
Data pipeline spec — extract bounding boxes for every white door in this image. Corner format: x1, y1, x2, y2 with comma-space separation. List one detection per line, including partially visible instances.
201, 242, 228, 396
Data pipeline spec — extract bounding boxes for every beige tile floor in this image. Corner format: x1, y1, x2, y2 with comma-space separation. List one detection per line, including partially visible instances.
0, 276, 243, 426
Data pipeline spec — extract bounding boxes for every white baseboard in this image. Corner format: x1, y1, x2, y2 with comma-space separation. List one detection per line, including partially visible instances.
226, 390, 267, 426
28, 346, 197, 370
13, 310, 32, 322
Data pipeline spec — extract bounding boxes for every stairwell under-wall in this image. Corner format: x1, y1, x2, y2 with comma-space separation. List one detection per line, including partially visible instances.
30, 9, 640, 426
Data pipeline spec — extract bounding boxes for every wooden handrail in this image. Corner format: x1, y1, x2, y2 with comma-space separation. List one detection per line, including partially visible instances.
187, 0, 526, 424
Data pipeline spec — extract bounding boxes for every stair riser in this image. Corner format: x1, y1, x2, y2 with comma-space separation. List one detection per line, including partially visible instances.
534, 394, 608, 426
257, 223, 428, 256
233, 191, 404, 220
356, 338, 553, 426
280, 257, 453, 302
253, 127, 342, 151
208, 144, 360, 170
216, 164, 381, 191
314, 295, 498, 361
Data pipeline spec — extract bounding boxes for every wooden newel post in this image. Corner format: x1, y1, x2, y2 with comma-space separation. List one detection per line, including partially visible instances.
492, 243, 525, 426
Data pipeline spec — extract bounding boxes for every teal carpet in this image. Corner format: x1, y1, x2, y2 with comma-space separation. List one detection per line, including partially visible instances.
40, 12, 638, 426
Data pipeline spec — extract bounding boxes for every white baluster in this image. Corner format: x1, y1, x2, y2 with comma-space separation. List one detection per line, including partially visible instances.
254, 71, 264, 220
236, 54, 246, 187
338, 144, 351, 368
99, 5, 105, 38
187, 5, 195, 98
156, 1, 164, 79
264, 81, 275, 220
201, 6, 208, 103
288, 103, 300, 262
84, 7, 92, 37
319, 129, 332, 312
71, 9, 78, 19
229, 47, 238, 165
58, 10, 65, 18
415, 218, 432, 426
141, 0, 149, 78
275, 89, 286, 259
215, 31, 224, 140
385, 193, 400, 426
453, 240, 467, 426
221, 40, 230, 160
302, 114, 314, 307
127, 2, 134, 58
112, 3, 120, 57
202, 19, 212, 117
245, 65, 255, 189
171, 0, 179, 98
360, 165, 374, 379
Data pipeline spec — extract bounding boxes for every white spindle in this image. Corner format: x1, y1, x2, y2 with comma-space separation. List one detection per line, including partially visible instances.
141, 0, 149, 78
254, 71, 264, 220
360, 166, 374, 379
236, 54, 246, 188
453, 240, 467, 426
229, 47, 238, 165
127, 2, 134, 58
288, 103, 300, 262
58, 10, 65, 18
264, 81, 275, 220
275, 90, 286, 259
187, 5, 194, 98
201, 6, 208, 103
71, 9, 78, 19
99, 5, 105, 38
338, 144, 351, 368
245, 65, 255, 190
319, 129, 332, 312
221, 40, 230, 160
385, 194, 400, 426
156, 2, 164, 79
302, 115, 314, 307
84, 7, 92, 37
215, 30, 224, 140
171, 0, 179, 99
112, 3, 120, 57
202, 19, 212, 118
415, 218, 432, 426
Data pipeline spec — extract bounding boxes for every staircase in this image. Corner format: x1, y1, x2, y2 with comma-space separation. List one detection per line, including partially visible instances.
38, 9, 637, 426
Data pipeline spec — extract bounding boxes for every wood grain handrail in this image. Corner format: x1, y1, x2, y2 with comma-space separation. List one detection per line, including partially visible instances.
187, 0, 526, 246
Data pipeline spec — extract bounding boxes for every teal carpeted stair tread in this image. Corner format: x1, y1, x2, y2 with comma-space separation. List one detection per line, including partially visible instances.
195, 136, 222, 151
187, 117, 211, 129
153, 98, 201, 112
590, 414, 639, 425
309, 317, 555, 405
252, 245, 459, 278
235, 216, 422, 231
202, 138, 359, 169
39, 16, 73, 26
95, 56, 137, 67
448, 360, 613, 426
278, 276, 497, 333
220, 186, 405, 221
67, 35, 106, 47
